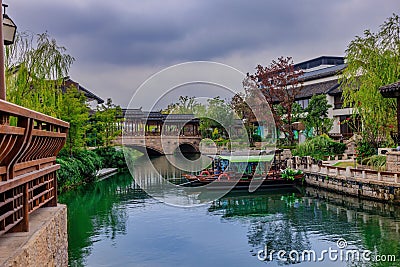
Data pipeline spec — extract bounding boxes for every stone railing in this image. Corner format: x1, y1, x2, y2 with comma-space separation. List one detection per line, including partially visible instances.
287, 156, 400, 184
0, 99, 69, 235
287, 156, 400, 203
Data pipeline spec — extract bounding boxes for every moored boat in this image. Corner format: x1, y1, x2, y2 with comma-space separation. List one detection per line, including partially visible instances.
181, 154, 303, 190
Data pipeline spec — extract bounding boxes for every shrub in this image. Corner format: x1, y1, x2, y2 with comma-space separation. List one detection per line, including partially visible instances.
281, 168, 303, 180
74, 150, 102, 180
56, 157, 83, 192
293, 135, 346, 160
356, 140, 377, 163
94, 146, 127, 169
362, 155, 386, 171
57, 149, 102, 192
252, 134, 262, 142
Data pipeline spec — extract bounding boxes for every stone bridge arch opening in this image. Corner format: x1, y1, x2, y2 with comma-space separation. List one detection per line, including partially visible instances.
127, 145, 164, 156
175, 143, 200, 159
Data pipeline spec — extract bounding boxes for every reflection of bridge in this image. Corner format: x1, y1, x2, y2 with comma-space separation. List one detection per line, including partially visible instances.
115, 109, 201, 155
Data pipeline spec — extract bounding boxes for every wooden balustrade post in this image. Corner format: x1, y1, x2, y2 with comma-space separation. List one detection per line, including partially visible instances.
12, 183, 29, 233
22, 183, 29, 231
49, 172, 58, 207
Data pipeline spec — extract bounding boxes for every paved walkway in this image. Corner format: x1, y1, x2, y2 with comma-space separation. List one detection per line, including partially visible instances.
96, 168, 118, 181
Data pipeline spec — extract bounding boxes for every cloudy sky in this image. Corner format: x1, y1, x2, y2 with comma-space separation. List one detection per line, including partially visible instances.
10, 0, 399, 108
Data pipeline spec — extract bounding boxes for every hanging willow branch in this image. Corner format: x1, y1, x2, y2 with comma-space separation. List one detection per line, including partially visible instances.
340, 13, 400, 147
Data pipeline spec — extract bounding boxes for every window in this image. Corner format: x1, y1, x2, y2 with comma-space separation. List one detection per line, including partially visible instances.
295, 98, 309, 109
334, 94, 343, 109
339, 115, 361, 138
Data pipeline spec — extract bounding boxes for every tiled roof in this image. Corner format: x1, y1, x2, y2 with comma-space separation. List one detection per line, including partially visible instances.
297, 79, 340, 99
62, 78, 104, 104
294, 56, 344, 70
122, 109, 199, 123
379, 80, 400, 98
299, 64, 346, 82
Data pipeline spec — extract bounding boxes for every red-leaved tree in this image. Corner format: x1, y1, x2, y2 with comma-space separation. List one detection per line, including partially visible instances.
251, 56, 303, 145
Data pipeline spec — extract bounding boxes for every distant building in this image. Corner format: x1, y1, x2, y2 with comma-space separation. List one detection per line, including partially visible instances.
61, 77, 104, 110
293, 56, 358, 141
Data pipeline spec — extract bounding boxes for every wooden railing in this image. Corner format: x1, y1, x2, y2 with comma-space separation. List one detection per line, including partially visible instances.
0, 99, 68, 235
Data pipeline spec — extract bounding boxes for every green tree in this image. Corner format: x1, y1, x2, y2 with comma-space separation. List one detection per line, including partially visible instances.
163, 96, 203, 114
60, 88, 90, 156
5, 32, 75, 117
340, 13, 400, 147
204, 96, 236, 138
90, 98, 123, 147
303, 94, 333, 136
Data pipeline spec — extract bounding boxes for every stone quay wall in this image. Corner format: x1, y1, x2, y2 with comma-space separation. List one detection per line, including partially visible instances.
0, 205, 68, 267
303, 172, 400, 204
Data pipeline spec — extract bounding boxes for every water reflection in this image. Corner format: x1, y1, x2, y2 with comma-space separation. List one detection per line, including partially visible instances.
60, 156, 400, 267
209, 188, 400, 266
59, 172, 149, 266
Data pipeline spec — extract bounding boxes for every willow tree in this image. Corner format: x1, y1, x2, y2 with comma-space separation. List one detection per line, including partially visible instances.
5, 32, 75, 117
340, 13, 400, 146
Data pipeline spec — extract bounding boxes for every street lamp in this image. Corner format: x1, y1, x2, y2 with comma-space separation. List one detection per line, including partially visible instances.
2, 4, 17, 45
0, 1, 16, 100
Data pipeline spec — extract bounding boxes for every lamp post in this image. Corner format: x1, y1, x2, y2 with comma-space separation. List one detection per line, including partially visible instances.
0, 1, 17, 100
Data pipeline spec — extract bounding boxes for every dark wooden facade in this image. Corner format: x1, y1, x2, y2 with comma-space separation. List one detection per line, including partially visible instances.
380, 81, 400, 144
121, 109, 200, 137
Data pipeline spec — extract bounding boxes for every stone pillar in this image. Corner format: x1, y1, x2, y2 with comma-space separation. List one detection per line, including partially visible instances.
386, 152, 400, 172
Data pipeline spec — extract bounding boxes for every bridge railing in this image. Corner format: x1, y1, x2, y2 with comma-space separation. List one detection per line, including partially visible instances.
0, 99, 69, 235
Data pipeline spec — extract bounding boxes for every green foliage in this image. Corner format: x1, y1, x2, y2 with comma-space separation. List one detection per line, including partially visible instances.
293, 135, 346, 160
362, 155, 386, 171
356, 140, 377, 163
251, 56, 304, 146
164, 96, 237, 140
303, 94, 333, 136
94, 147, 127, 169
88, 98, 123, 147
281, 168, 303, 180
252, 134, 262, 142
57, 147, 134, 192
6, 32, 74, 117
56, 149, 102, 192
74, 150, 102, 179
60, 88, 90, 155
164, 96, 204, 114
340, 14, 400, 146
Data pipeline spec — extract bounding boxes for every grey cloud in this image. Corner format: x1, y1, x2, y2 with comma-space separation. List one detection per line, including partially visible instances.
9, 0, 400, 107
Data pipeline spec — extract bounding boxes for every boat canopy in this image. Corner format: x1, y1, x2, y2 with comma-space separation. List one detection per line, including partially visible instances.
217, 155, 274, 163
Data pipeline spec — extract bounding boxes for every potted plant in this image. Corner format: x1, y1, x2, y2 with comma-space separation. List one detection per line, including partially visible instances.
281, 168, 303, 180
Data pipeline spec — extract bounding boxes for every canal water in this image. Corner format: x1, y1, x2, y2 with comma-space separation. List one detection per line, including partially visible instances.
59, 156, 400, 267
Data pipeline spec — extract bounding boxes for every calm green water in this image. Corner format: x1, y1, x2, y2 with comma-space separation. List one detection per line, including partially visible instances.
59, 156, 400, 267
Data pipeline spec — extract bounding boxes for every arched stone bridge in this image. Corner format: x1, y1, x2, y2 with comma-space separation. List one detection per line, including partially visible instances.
115, 135, 201, 155
114, 109, 201, 155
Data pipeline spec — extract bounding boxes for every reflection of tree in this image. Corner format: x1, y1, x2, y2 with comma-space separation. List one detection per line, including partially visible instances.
209, 189, 312, 263
59, 172, 149, 266
209, 188, 400, 265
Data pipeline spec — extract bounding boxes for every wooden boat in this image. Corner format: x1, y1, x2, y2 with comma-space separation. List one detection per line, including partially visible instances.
181, 155, 303, 190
